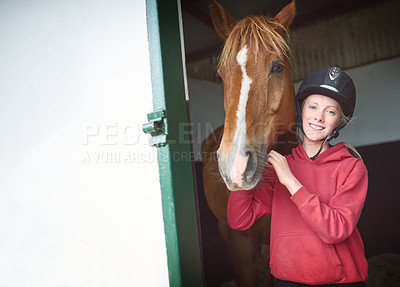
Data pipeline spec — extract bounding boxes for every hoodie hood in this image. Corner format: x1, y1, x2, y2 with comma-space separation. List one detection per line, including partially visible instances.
291, 143, 353, 165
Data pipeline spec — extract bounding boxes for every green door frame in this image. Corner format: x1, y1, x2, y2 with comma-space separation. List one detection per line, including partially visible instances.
145, 0, 204, 286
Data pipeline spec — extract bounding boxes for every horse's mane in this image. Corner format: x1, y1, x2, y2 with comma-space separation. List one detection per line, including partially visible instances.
219, 16, 292, 66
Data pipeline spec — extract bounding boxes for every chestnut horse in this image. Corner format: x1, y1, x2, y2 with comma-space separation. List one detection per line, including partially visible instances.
202, 0, 297, 286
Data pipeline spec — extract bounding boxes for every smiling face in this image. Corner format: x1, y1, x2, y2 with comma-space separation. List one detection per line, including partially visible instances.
302, 94, 342, 143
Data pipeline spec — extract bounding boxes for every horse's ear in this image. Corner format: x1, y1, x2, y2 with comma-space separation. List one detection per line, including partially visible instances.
274, 0, 296, 31
209, 0, 236, 39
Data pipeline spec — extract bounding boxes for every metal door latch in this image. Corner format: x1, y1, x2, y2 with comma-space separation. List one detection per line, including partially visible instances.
142, 109, 167, 147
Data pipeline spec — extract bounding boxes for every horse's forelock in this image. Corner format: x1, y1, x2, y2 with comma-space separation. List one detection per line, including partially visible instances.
218, 16, 292, 68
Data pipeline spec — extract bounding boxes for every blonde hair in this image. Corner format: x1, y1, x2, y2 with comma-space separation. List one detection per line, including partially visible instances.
338, 112, 363, 161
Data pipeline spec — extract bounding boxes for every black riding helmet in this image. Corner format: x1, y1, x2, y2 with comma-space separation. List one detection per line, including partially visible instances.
295, 67, 356, 159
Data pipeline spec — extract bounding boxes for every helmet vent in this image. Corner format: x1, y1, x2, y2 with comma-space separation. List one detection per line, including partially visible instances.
320, 84, 338, 92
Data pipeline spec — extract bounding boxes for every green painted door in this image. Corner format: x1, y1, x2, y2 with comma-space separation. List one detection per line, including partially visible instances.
144, 0, 204, 286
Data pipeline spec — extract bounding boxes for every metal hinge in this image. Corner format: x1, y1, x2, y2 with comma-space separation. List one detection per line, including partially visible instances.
142, 109, 167, 147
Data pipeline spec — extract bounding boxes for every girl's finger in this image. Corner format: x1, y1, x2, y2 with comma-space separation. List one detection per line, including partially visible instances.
268, 152, 283, 163
268, 150, 279, 159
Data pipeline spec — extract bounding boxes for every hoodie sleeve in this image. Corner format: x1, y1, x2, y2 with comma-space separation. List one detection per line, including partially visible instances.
227, 166, 275, 230
290, 162, 368, 244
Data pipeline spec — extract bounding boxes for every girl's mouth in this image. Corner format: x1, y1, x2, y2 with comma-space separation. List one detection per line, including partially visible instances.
309, 123, 325, 130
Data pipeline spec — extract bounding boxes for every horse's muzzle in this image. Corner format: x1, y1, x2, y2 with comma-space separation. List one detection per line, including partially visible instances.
217, 148, 259, 191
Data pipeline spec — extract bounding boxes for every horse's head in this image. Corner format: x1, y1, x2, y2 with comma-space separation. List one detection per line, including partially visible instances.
209, 0, 296, 191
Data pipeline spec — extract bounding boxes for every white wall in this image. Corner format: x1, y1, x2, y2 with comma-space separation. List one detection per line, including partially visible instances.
0, 1, 169, 286
189, 57, 400, 158
329, 58, 400, 146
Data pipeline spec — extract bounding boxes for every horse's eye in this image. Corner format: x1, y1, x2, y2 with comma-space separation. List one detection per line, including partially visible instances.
271, 62, 284, 73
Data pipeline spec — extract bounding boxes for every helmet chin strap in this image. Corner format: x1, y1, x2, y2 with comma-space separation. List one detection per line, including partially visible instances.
309, 122, 346, 160
309, 135, 330, 160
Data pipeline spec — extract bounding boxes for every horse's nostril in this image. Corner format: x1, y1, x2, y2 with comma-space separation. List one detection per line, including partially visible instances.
244, 151, 257, 180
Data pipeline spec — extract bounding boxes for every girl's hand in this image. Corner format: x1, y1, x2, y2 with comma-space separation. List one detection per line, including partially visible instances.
267, 150, 302, 195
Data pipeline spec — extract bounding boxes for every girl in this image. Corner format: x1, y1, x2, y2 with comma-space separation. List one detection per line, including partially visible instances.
227, 67, 368, 286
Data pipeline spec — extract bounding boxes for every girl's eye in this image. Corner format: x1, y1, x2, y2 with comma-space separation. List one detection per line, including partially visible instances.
309, 105, 316, 109
327, 110, 336, 115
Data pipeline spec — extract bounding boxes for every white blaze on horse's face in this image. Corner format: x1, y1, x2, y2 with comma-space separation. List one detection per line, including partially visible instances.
229, 45, 252, 187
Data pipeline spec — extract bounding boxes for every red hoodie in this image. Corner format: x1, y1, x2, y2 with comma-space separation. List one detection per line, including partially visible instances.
227, 143, 368, 284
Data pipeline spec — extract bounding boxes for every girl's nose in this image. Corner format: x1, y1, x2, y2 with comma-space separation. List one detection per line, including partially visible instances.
314, 112, 324, 122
